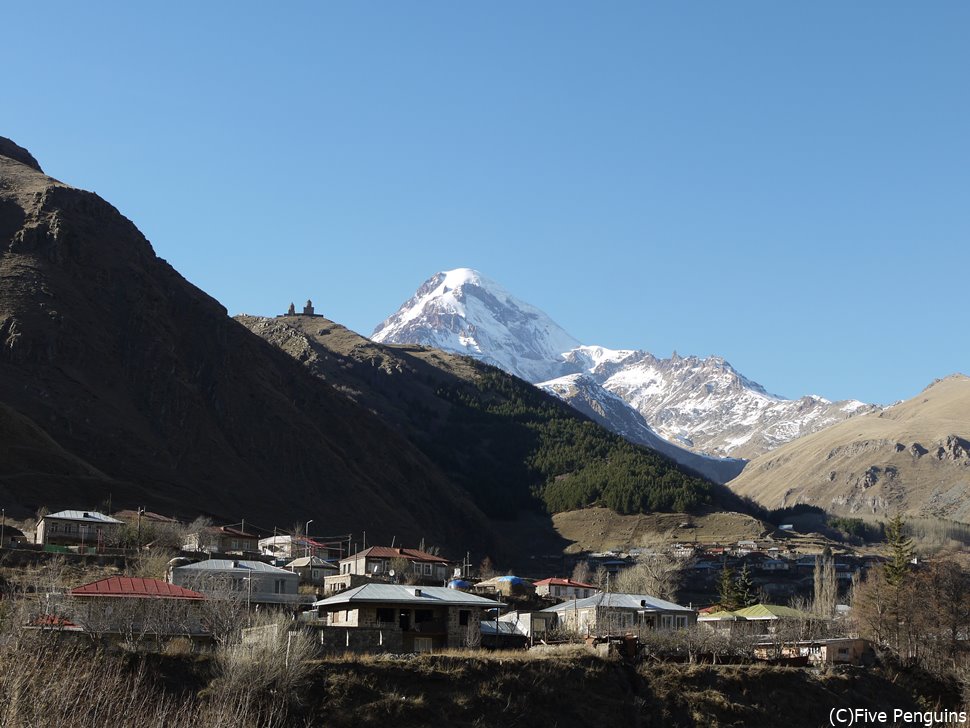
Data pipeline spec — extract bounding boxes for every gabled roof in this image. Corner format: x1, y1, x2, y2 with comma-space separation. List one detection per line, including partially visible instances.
732, 604, 809, 620
313, 583, 501, 609
205, 525, 257, 538
70, 577, 205, 600
44, 510, 123, 524
286, 556, 338, 569
113, 510, 180, 524
534, 577, 597, 589
542, 592, 692, 614
343, 546, 451, 564
174, 559, 295, 574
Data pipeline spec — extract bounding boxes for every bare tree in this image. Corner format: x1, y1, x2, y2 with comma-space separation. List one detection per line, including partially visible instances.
812, 553, 838, 619
571, 560, 591, 585
613, 553, 691, 600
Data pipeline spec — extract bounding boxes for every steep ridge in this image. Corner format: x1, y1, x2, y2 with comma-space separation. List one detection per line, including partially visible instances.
537, 373, 746, 483
557, 346, 878, 459
0, 137, 492, 550
373, 269, 877, 464
727, 375, 970, 521
237, 314, 742, 520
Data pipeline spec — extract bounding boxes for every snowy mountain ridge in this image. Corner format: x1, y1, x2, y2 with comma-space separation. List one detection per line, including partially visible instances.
373, 268, 579, 382
372, 268, 879, 465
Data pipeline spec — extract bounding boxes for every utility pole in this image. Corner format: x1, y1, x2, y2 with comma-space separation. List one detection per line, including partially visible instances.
1, 508, 5, 548
136, 506, 145, 548
305, 520, 314, 558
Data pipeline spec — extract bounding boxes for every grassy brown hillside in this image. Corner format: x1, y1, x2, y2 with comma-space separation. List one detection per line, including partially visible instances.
728, 375, 970, 521
0, 137, 494, 551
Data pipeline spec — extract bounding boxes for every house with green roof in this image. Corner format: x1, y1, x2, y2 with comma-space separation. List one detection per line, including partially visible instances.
698, 603, 812, 636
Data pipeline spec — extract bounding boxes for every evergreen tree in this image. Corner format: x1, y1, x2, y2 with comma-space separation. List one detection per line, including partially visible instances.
884, 514, 914, 587
718, 563, 739, 611
735, 564, 756, 608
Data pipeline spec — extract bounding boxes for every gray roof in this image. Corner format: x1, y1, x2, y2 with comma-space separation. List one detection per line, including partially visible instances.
286, 556, 337, 569
45, 510, 123, 524
542, 592, 693, 614
313, 583, 502, 609
174, 559, 296, 575
480, 620, 522, 637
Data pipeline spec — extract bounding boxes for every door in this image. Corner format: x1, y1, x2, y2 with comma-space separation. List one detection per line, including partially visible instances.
414, 637, 433, 654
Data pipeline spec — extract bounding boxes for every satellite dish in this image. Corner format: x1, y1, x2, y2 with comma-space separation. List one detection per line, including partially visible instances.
388, 569, 396, 577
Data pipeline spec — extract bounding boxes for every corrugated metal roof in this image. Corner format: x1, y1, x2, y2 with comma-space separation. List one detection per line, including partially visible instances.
174, 559, 294, 574
45, 510, 123, 524
70, 577, 205, 600
542, 592, 692, 614
286, 556, 337, 569
313, 583, 502, 608
480, 620, 521, 636
534, 577, 597, 589
343, 546, 451, 564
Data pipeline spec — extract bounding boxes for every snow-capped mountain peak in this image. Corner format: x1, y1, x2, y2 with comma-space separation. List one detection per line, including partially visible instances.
372, 268, 580, 382
372, 268, 879, 465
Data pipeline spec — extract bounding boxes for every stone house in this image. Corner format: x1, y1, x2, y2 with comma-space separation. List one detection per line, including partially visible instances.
35, 510, 124, 547
336, 546, 454, 585
309, 583, 501, 653
286, 555, 338, 585
534, 577, 599, 601
183, 525, 259, 554
542, 592, 696, 636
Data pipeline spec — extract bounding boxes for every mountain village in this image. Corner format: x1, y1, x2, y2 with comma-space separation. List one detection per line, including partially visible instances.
0, 504, 906, 669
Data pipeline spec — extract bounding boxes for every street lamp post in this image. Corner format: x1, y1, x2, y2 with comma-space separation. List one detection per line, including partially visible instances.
304, 519, 314, 558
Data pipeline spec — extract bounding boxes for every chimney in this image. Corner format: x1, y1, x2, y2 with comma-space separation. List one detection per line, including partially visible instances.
413, 588, 422, 597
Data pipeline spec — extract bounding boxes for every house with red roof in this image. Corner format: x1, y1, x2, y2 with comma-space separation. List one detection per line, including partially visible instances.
55, 576, 211, 646
534, 577, 600, 601
326, 546, 455, 593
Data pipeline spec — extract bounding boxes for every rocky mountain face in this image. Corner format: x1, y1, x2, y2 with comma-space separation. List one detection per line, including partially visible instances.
537, 374, 745, 483
372, 269, 878, 469
558, 346, 878, 460
0, 137, 493, 551
728, 375, 970, 521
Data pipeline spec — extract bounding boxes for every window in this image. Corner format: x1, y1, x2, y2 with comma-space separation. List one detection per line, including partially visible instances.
377, 608, 395, 623
422, 563, 432, 576
64, 524, 75, 535
459, 610, 470, 626
675, 616, 688, 630
50, 523, 59, 533
414, 609, 434, 623
660, 615, 674, 630
274, 579, 286, 594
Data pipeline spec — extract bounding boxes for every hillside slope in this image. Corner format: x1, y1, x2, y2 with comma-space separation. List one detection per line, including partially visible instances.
0, 137, 492, 550
728, 374, 970, 521
237, 314, 740, 519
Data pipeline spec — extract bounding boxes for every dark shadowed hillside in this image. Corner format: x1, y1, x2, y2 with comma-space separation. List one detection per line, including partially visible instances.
237, 315, 742, 520
0, 137, 493, 551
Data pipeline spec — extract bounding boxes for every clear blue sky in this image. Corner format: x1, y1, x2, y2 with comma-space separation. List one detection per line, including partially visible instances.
5, 2, 967, 404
